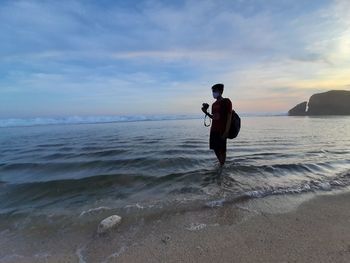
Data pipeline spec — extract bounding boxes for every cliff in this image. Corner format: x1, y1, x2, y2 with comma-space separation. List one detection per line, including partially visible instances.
288, 90, 350, 116
288, 101, 307, 116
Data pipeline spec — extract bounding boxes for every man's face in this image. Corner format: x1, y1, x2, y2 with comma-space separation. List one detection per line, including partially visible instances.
212, 89, 222, 99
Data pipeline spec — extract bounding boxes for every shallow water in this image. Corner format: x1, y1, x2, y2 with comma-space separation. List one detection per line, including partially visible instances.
0, 116, 350, 252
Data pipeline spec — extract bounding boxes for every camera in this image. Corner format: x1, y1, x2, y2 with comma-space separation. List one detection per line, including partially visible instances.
202, 103, 209, 112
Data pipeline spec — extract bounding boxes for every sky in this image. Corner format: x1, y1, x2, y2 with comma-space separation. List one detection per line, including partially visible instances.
1, 0, 349, 118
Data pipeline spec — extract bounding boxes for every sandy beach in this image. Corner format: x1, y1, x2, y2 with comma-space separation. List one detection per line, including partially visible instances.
113, 191, 350, 263
2, 191, 350, 262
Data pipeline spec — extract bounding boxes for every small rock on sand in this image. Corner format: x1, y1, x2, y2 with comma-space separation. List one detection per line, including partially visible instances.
97, 215, 122, 234
161, 234, 171, 244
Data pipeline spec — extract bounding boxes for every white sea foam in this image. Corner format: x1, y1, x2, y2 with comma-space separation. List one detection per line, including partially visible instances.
125, 203, 145, 209
76, 246, 87, 263
317, 182, 331, 191
246, 190, 265, 198
245, 181, 337, 199
79, 206, 111, 217
101, 246, 127, 263
0, 115, 200, 128
205, 199, 225, 207
186, 223, 207, 231
331, 180, 344, 186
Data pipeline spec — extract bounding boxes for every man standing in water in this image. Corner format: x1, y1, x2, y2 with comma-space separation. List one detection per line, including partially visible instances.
202, 83, 232, 166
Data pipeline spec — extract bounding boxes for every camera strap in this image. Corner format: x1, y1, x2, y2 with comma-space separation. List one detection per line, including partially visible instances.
204, 114, 211, 127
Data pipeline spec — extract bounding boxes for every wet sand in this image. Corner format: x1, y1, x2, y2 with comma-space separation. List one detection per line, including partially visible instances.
113, 192, 350, 263
2, 192, 350, 262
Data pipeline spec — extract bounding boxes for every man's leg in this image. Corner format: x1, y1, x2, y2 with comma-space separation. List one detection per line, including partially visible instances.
214, 150, 220, 163
220, 150, 226, 165
214, 149, 226, 166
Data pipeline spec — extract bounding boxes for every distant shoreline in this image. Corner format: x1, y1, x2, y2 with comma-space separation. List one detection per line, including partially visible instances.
0, 114, 288, 128
2, 113, 350, 128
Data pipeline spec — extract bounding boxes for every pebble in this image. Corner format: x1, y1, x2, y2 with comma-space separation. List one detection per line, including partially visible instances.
97, 215, 122, 234
161, 234, 171, 244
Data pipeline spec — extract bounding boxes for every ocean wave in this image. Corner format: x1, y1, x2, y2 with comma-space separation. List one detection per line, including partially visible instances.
0, 170, 210, 210
0, 156, 208, 184
0, 115, 200, 128
244, 175, 350, 199
1, 164, 349, 216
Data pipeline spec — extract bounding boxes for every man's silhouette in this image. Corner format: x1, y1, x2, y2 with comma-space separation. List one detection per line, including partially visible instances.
202, 84, 232, 166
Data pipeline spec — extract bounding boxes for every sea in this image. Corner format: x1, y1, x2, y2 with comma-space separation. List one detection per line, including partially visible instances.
0, 115, 350, 260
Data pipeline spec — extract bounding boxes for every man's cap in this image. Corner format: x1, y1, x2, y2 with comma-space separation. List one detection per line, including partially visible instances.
211, 83, 224, 91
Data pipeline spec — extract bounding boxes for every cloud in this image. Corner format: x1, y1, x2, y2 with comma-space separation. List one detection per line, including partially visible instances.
0, 0, 349, 117
0, 0, 305, 60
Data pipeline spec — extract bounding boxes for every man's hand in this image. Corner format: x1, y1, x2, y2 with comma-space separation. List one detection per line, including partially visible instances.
221, 132, 229, 140
202, 107, 213, 119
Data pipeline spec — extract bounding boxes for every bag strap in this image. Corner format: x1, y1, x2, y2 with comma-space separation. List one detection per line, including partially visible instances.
222, 98, 234, 114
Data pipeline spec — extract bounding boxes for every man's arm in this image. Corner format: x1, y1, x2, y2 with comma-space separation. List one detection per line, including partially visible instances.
201, 107, 213, 119
205, 112, 213, 119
